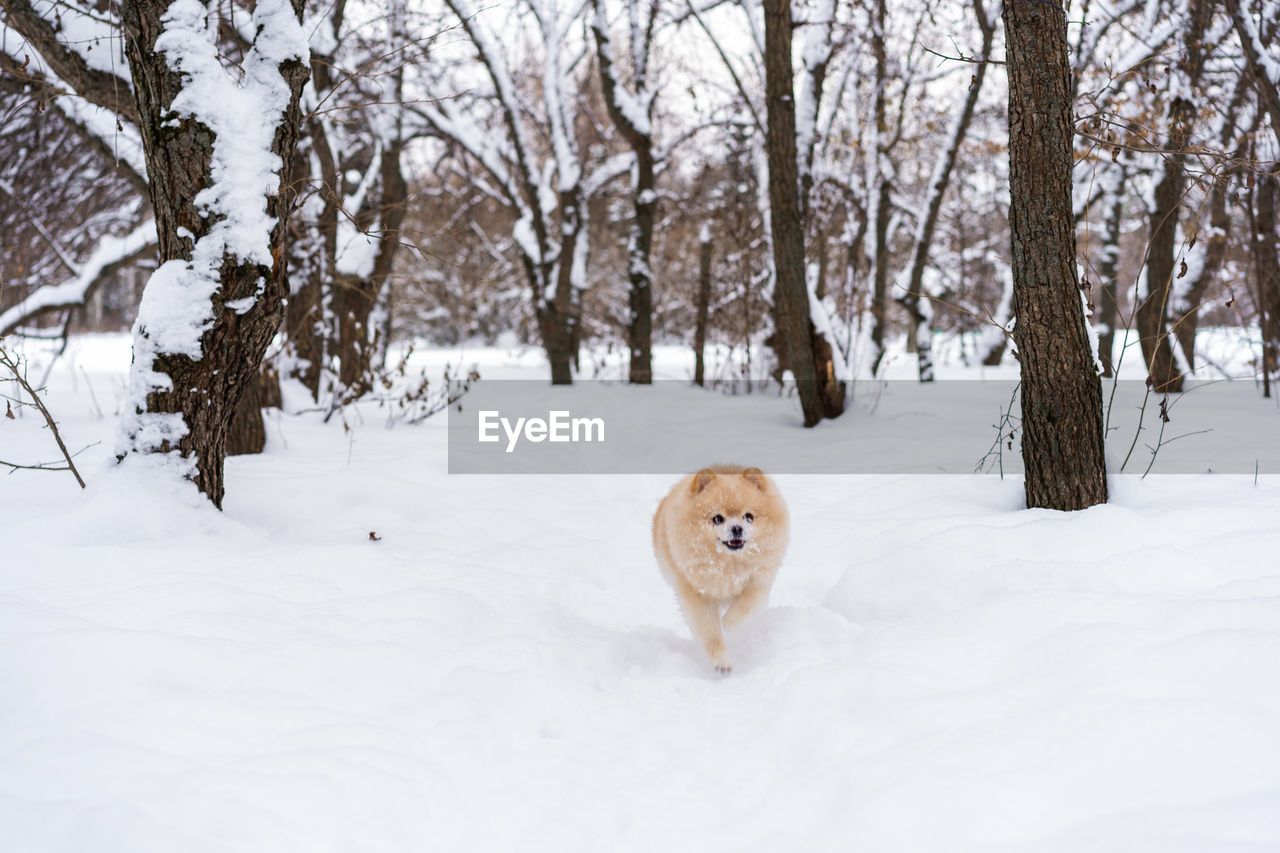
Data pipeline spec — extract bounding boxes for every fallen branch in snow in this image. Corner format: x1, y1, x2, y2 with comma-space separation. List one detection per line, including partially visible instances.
0, 342, 86, 488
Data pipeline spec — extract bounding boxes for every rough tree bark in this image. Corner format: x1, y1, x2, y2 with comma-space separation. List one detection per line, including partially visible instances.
118, 0, 309, 507
226, 372, 267, 456
762, 0, 842, 426
1004, 0, 1108, 510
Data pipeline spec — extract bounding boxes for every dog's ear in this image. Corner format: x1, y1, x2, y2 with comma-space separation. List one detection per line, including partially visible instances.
691, 469, 717, 493
741, 467, 766, 490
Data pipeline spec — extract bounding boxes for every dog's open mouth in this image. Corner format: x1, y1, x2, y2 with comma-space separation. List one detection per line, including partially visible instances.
722, 539, 746, 551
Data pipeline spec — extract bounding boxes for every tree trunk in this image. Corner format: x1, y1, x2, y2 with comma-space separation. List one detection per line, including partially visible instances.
1174, 173, 1231, 371
762, 0, 841, 426
538, 304, 576, 386
870, 179, 892, 376
1253, 173, 1280, 390
1136, 0, 1209, 392
1004, 0, 1108, 510
119, 0, 308, 508
868, 0, 891, 376
332, 139, 408, 396
334, 274, 379, 393
536, 184, 583, 387
285, 255, 326, 399
226, 371, 266, 456
1095, 178, 1124, 378
283, 130, 327, 401
627, 141, 655, 385
590, 2, 656, 386
1174, 81, 1248, 371
694, 227, 712, 387
1137, 146, 1189, 392
227, 363, 282, 456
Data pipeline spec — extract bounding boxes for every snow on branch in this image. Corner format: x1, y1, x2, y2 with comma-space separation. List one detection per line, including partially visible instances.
0, 0, 138, 124
591, 0, 653, 141
582, 152, 635, 197
537, 0, 583, 192
441, 0, 544, 196
414, 99, 527, 214
682, 0, 764, 138
1225, 0, 1280, 139
0, 28, 148, 191
0, 219, 156, 337
796, 0, 835, 192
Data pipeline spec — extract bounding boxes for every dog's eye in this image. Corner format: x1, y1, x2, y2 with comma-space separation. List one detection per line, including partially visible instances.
744, 513, 754, 523
711, 514, 725, 525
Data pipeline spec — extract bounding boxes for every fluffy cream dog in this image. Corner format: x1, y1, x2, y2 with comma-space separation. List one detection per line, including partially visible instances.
652, 466, 789, 672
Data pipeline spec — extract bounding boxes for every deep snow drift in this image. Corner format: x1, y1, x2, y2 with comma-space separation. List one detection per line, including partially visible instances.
2, 334, 1280, 852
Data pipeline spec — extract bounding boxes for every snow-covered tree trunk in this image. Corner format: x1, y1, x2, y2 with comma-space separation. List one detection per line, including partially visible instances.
420, 0, 591, 385
117, 0, 309, 507
283, 133, 328, 400
592, 0, 657, 385
1004, 0, 1107, 510
333, 139, 410, 396
281, 12, 344, 402
334, 0, 411, 396
866, 0, 891, 376
762, 0, 842, 425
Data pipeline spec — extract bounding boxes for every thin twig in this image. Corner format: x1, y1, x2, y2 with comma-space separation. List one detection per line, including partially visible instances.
922, 45, 1006, 66
0, 343, 86, 488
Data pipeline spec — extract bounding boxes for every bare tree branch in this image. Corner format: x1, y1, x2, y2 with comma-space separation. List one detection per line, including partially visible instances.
0, 0, 139, 125
0, 343, 86, 488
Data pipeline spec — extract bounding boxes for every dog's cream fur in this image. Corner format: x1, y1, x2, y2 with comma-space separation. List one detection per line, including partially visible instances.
652, 465, 789, 672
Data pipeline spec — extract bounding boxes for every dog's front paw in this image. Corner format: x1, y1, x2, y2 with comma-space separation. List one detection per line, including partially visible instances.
710, 649, 734, 674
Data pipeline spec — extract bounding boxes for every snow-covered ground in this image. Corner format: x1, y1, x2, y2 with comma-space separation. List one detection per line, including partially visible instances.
3, 333, 1280, 852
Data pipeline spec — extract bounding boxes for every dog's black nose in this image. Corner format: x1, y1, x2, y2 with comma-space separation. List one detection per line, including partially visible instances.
730, 525, 743, 538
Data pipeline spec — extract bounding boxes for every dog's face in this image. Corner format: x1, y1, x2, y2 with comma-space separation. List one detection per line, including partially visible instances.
686, 467, 782, 556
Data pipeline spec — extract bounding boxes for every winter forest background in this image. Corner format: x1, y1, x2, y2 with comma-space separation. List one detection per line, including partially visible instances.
4, 0, 1280, 849
4, 0, 1279, 411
